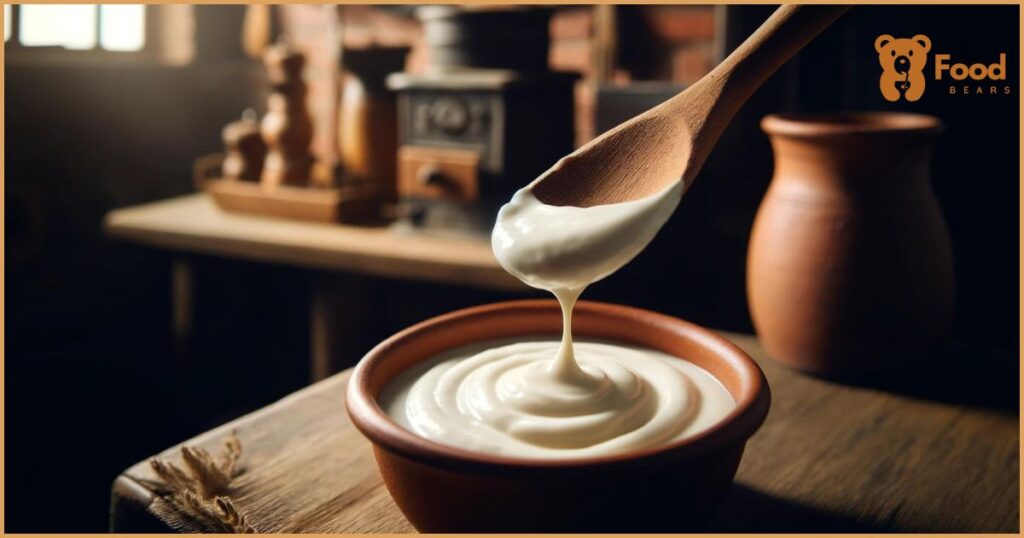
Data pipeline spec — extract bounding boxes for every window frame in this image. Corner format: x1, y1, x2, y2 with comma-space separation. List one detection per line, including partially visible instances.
4, 5, 176, 66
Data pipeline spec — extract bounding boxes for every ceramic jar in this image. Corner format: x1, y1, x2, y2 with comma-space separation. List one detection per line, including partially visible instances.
747, 112, 954, 376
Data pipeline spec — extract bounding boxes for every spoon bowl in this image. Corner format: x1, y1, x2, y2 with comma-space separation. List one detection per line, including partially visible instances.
533, 113, 693, 206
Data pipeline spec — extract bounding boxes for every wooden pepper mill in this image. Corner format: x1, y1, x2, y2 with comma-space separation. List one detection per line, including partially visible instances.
339, 46, 409, 203
261, 38, 314, 189
222, 109, 266, 182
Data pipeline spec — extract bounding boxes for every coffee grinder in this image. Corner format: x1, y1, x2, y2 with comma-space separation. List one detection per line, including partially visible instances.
388, 6, 578, 232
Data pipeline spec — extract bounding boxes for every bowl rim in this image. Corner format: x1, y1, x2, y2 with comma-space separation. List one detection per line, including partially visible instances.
346, 299, 771, 471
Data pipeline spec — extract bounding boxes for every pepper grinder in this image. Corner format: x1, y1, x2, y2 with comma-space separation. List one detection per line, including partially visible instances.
222, 109, 266, 182
261, 38, 314, 189
339, 46, 409, 203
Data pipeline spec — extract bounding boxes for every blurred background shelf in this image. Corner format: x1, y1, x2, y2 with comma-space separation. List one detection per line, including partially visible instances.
104, 192, 524, 382
104, 192, 521, 291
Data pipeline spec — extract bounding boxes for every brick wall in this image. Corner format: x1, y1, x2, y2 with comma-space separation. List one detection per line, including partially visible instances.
639, 6, 717, 84
277, 5, 719, 156
550, 5, 718, 143
276, 6, 338, 166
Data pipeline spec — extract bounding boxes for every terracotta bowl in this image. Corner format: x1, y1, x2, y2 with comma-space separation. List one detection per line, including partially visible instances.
346, 300, 770, 532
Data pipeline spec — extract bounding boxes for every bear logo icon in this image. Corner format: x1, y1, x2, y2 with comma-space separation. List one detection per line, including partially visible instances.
875, 34, 931, 102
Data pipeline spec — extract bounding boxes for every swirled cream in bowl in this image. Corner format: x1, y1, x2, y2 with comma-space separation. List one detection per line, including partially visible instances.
381, 180, 734, 459
381, 338, 734, 459
346, 177, 770, 531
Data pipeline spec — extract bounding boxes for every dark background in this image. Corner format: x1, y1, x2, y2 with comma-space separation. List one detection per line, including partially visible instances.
5, 4, 1019, 532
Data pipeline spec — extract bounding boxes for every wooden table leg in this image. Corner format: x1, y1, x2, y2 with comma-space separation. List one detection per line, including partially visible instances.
170, 257, 194, 358
309, 274, 372, 382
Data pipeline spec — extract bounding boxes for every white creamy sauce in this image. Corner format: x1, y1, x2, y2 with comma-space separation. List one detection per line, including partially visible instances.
380, 339, 734, 459
382, 178, 735, 459
491, 180, 685, 292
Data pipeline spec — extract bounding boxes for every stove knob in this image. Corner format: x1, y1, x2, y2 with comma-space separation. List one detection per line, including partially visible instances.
408, 203, 427, 226
416, 164, 446, 187
429, 97, 469, 135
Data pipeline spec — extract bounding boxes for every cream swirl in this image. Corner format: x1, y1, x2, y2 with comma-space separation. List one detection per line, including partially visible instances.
381, 338, 734, 459
380, 178, 735, 458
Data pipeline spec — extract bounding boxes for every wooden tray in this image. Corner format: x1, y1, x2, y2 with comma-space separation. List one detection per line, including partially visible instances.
205, 178, 379, 224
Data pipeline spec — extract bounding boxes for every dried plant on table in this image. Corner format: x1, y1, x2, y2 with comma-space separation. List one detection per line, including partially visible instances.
143, 431, 255, 533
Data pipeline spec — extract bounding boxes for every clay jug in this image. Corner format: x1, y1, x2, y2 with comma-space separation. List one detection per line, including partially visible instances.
747, 112, 954, 376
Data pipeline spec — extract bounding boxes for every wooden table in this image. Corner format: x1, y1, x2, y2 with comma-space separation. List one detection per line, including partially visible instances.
110, 333, 1020, 533
104, 194, 523, 379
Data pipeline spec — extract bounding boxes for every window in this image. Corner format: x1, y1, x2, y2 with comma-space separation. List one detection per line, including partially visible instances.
5, 4, 146, 52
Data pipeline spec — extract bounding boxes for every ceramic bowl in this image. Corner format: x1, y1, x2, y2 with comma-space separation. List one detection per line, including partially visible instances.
346, 300, 770, 532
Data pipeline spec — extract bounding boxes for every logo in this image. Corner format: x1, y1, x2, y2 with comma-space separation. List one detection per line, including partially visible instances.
875, 34, 931, 102
875, 34, 1011, 100
935, 52, 1007, 95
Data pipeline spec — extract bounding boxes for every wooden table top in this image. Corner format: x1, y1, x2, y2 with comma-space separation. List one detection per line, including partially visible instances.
103, 193, 522, 291
113, 332, 1020, 533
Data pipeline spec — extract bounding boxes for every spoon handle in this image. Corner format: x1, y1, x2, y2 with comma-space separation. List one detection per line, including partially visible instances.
678, 5, 850, 181
717, 5, 850, 95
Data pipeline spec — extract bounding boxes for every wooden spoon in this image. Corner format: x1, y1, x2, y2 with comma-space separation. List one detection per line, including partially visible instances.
531, 5, 850, 207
